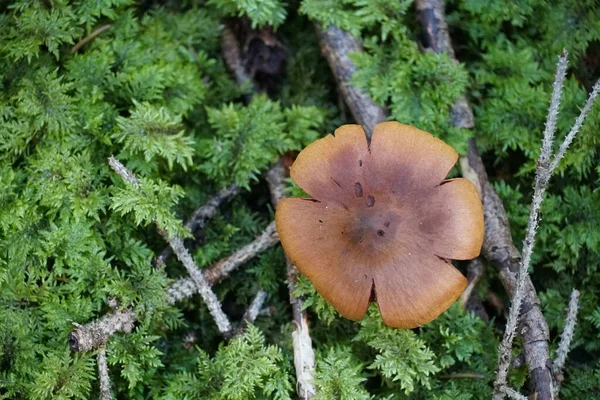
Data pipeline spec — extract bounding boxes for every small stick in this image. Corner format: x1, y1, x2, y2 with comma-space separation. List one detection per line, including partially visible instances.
234, 290, 268, 337
552, 289, 580, 396
266, 160, 317, 400
439, 373, 486, 379
71, 25, 111, 53
108, 156, 232, 337
97, 348, 113, 400
460, 258, 484, 306
166, 222, 278, 303
204, 221, 278, 284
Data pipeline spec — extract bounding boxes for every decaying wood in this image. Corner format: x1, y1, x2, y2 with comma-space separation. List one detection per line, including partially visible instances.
266, 160, 317, 400
315, 24, 387, 136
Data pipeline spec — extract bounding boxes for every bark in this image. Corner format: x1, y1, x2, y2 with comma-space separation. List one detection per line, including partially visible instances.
69, 309, 135, 353
315, 24, 387, 136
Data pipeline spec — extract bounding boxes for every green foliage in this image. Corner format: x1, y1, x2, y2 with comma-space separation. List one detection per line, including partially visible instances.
161, 325, 293, 399
110, 175, 188, 237
199, 95, 324, 188
356, 307, 439, 395
314, 347, 370, 400
113, 102, 195, 171
208, 0, 287, 28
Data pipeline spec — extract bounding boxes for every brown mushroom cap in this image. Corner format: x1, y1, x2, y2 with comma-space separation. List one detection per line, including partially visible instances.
275, 122, 484, 328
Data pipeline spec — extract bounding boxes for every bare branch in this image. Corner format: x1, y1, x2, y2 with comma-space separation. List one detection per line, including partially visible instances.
204, 222, 278, 284
315, 23, 387, 136
460, 258, 484, 306
167, 236, 232, 335
108, 156, 232, 337
553, 289, 580, 374
539, 50, 569, 168
549, 78, 600, 173
97, 348, 113, 400
154, 183, 241, 267
266, 160, 317, 399
166, 222, 278, 303
69, 309, 135, 353
234, 289, 269, 337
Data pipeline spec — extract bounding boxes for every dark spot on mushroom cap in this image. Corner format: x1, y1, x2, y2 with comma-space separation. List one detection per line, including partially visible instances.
377, 230, 385, 237
384, 221, 390, 227
319, 219, 323, 223
359, 160, 363, 167
366, 195, 375, 207
354, 182, 363, 198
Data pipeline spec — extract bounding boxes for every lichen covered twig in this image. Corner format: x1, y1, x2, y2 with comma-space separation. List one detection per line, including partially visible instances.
69, 309, 135, 353
97, 348, 113, 400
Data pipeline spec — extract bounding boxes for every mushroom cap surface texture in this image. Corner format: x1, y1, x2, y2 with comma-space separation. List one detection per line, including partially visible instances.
275, 122, 484, 328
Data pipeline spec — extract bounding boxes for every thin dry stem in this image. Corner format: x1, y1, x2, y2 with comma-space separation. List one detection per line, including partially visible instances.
549, 78, 600, 173
554, 289, 580, 374
108, 156, 232, 337
539, 50, 569, 168
97, 348, 112, 400
234, 290, 268, 337
166, 222, 278, 303
154, 183, 241, 267
494, 54, 598, 400
266, 160, 317, 399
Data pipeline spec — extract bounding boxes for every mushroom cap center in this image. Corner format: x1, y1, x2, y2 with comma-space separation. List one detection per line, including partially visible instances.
342, 192, 403, 254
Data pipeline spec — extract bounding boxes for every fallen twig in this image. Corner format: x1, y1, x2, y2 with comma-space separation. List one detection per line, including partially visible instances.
166, 222, 278, 303
460, 258, 484, 306
315, 23, 387, 136
234, 289, 269, 337
552, 289, 580, 396
69, 309, 135, 353
154, 183, 241, 267
108, 156, 233, 337
266, 160, 317, 400
493, 53, 598, 400
71, 24, 111, 53
97, 348, 112, 400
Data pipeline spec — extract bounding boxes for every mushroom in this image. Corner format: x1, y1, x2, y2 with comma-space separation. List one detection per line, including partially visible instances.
275, 122, 484, 328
